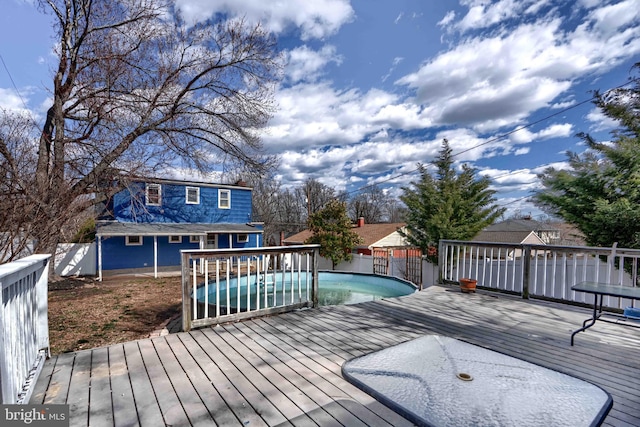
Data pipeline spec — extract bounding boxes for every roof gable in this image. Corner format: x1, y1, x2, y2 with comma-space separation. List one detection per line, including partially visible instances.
284, 223, 407, 248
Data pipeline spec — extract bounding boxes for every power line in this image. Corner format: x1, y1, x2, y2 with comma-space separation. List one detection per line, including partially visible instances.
0, 54, 31, 113
346, 78, 635, 197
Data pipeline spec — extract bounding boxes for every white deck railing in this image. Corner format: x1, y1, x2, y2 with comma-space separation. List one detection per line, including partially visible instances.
439, 240, 640, 310
181, 245, 320, 331
0, 254, 51, 404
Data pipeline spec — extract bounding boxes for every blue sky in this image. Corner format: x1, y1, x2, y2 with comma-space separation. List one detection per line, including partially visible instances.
2, 0, 640, 219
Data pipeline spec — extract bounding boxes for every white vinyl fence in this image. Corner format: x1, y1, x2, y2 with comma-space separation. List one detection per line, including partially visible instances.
440, 240, 640, 310
0, 254, 50, 404
55, 243, 96, 276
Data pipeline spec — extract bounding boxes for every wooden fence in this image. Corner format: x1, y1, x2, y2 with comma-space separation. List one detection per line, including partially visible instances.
439, 240, 640, 310
181, 245, 320, 331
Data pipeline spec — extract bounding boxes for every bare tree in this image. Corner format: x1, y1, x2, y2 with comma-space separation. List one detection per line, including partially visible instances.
300, 178, 335, 219
348, 185, 405, 223
348, 185, 387, 223
0, 0, 281, 261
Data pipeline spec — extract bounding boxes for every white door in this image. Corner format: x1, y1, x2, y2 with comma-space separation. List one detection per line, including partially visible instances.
206, 233, 217, 249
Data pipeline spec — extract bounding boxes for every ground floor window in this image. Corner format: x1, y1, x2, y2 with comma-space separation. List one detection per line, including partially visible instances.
189, 235, 200, 243
238, 234, 249, 243
169, 235, 182, 243
126, 235, 143, 246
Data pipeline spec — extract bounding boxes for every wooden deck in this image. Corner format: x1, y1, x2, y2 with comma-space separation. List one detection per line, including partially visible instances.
31, 285, 640, 426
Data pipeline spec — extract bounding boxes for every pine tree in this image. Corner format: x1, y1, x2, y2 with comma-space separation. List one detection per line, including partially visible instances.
400, 139, 505, 263
533, 63, 640, 249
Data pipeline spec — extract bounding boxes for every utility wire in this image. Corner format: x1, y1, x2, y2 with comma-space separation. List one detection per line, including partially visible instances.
0, 54, 31, 113
346, 78, 636, 197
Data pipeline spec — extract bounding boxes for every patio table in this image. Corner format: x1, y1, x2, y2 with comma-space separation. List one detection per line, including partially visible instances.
570, 282, 640, 345
342, 335, 612, 427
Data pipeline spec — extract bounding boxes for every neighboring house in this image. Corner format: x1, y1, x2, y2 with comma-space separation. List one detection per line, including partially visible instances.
283, 218, 409, 255
473, 219, 556, 245
96, 178, 263, 277
472, 218, 586, 258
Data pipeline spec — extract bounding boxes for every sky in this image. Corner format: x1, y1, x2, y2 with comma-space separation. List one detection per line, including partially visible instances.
1, 0, 640, 219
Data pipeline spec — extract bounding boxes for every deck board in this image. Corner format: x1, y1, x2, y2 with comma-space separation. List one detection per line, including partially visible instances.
31, 285, 640, 426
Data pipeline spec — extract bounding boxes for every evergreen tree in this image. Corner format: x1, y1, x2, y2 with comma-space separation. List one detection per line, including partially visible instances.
400, 139, 505, 263
305, 200, 363, 269
533, 63, 640, 249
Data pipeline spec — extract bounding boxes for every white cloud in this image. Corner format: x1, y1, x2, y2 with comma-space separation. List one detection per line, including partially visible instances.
437, 11, 456, 28
264, 83, 432, 152
454, 0, 549, 33
396, 4, 640, 131
175, 0, 355, 40
285, 45, 342, 84
0, 88, 26, 111
585, 107, 621, 131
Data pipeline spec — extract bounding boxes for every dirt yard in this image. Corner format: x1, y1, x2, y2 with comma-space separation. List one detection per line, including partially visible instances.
47, 275, 182, 355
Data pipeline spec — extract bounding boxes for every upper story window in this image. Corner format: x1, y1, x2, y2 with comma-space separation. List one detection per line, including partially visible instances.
186, 186, 200, 204
237, 234, 248, 243
146, 183, 161, 206
219, 189, 230, 209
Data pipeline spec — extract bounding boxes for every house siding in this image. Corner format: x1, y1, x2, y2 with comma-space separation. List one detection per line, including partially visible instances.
108, 182, 252, 224
99, 180, 261, 273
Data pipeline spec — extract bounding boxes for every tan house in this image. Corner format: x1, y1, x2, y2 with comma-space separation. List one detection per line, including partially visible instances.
283, 218, 409, 255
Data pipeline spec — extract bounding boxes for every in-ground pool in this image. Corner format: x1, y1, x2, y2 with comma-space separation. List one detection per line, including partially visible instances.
194, 271, 416, 313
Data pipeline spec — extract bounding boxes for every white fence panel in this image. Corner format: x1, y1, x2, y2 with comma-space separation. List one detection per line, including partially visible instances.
181, 245, 320, 331
55, 243, 96, 276
0, 254, 50, 404
440, 240, 640, 310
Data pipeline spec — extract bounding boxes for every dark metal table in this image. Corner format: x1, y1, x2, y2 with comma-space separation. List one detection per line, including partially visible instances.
570, 282, 640, 345
343, 335, 612, 427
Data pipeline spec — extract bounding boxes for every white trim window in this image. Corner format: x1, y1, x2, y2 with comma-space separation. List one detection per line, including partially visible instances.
218, 189, 230, 209
189, 235, 200, 243
146, 183, 161, 206
169, 235, 182, 243
186, 186, 200, 204
126, 235, 143, 246
237, 234, 249, 243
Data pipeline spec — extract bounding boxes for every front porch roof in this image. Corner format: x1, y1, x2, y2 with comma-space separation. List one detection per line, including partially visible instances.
96, 222, 262, 237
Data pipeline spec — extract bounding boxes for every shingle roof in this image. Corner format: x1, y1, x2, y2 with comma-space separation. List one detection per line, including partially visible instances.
472, 230, 541, 244
484, 219, 558, 232
284, 223, 407, 248
96, 222, 261, 236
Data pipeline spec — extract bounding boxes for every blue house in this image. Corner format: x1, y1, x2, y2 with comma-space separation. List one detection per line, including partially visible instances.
96, 178, 262, 279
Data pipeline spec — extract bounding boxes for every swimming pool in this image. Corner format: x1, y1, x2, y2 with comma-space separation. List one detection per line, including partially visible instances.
194, 271, 416, 312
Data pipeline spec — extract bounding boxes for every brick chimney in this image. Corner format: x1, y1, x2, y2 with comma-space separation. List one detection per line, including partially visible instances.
357, 217, 365, 227
280, 231, 285, 246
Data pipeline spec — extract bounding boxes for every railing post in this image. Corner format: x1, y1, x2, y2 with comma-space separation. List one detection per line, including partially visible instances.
522, 245, 531, 299
312, 247, 319, 308
181, 251, 192, 332
438, 240, 444, 284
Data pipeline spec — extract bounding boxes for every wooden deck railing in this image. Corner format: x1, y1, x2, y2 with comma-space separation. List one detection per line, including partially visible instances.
0, 254, 51, 404
439, 240, 640, 309
181, 245, 320, 331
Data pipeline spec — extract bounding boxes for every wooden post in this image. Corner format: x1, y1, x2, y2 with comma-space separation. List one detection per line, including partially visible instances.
312, 247, 319, 308
438, 240, 445, 284
181, 252, 192, 332
522, 245, 531, 299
